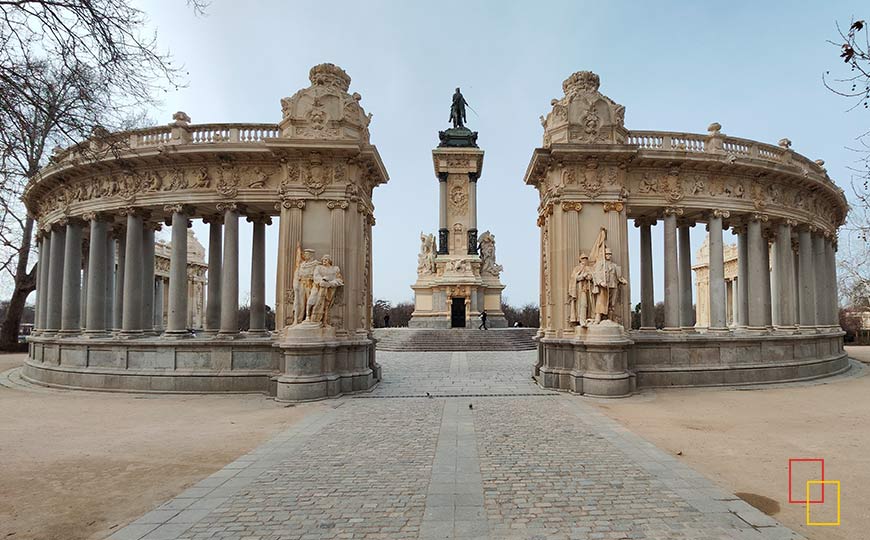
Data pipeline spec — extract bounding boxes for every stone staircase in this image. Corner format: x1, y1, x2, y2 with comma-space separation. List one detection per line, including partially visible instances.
373, 328, 538, 352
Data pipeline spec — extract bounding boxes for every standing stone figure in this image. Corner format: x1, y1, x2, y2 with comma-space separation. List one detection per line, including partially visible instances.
307, 255, 344, 326
292, 245, 318, 324
417, 232, 436, 275
568, 252, 593, 326
591, 248, 627, 324
449, 87, 468, 128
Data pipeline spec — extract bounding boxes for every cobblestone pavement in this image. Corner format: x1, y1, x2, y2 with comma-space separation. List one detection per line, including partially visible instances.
108, 351, 805, 540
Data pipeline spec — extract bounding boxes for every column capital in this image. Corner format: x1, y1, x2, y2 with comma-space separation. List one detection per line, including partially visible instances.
246, 213, 273, 225
602, 201, 624, 213
163, 204, 194, 215
146, 220, 164, 231
560, 201, 583, 212
81, 211, 112, 222
467, 172, 480, 182
437, 172, 449, 182
326, 199, 349, 211
216, 202, 243, 213
749, 212, 769, 223
762, 227, 777, 241
118, 206, 148, 219
279, 199, 306, 210
711, 209, 730, 219
634, 217, 657, 228
785, 218, 799, 228
663, 206, 684, 217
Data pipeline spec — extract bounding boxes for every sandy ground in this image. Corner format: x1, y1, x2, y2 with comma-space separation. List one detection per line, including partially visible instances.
0, 353, 319, 540
593, 346, 870, 540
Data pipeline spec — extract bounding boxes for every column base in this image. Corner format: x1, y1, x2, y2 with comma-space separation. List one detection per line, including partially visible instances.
661, 327, 682, 333
161, 330, 192, 339
116, 331, 145, 339
80, 330, 111, 339
58, 329, 82, 338
244, 330, 271, 339
705, 326, 731, 334
214, 332, 241, 340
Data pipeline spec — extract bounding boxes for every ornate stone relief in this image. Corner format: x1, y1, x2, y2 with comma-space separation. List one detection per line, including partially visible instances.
278, 63, 372, 143
449, 180, 468, 214
417, 233, 436, 275
540, 71, 626, 147
478, 231, 503, 277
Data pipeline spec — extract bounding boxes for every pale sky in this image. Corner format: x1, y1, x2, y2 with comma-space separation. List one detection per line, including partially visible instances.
9, 1, 867, 309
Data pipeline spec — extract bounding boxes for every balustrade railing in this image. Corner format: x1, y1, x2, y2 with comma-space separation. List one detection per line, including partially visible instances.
627, 130, 826, 173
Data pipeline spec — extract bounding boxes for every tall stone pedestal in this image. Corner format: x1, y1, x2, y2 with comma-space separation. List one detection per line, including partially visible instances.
534, 321, 635, 397
409, 137, 507, 328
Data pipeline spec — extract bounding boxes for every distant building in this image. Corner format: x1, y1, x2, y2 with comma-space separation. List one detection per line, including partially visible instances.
154, 229, 207, 330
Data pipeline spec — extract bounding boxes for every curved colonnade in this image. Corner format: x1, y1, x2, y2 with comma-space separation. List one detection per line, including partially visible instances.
24, 64, 387, 400
527, 72, 850, 396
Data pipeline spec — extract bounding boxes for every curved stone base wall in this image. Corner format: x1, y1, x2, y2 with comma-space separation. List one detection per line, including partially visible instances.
534, 330, 849, 397
25, 336, 380, 400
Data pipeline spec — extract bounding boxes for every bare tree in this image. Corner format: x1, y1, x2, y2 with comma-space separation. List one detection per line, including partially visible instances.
0, 0, 206, 349
826, 18, 870, 312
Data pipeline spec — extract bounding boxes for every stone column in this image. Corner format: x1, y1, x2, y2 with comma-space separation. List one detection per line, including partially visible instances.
467, 172, 479, 255
828, 236, 839, 327
730, 279, 739, 327
60, 218, 83, 335
36, 230, 51, 332
762, 228, 774, 329
769, 228, 780, 327
105, 234, 115, 332
813, 231, 827, 328
746, 214, 770, 331
775, 220, 796, 329
797, 227, 817, 329
80, 242, 88, 330
677, 220, 694, 330
45, 225, 66, 334
707, 210, 729, 331
142, 222, 158, 334
663, 208, 682, 331
735, 225, 749, 329
153, 278, 165, 333
120, 210, 144, 336
203, 216, 222, 335
112, 227, 126, 332
219, 203, 240, 337
32, 234, 42, 333
84, 214, 109, 335
637, 218, 656, 330
164, 205, 191, 337
247, 214, 270, 336
437, 172, 448, 254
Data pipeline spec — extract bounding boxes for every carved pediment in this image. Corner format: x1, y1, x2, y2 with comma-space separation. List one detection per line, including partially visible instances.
541, 71, 626, 147
278, 63, 372, 143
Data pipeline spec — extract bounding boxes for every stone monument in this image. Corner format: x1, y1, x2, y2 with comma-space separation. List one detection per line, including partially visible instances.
409, 89, 506, 328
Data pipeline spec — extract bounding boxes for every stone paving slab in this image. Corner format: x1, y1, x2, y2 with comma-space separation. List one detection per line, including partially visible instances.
106, 351, 806, 540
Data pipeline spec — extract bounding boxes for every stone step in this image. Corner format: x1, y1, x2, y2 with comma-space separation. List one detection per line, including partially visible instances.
373, 328, 538, 352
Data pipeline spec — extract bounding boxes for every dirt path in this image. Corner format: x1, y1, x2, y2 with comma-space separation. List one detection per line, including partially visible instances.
593, 353, 870, 540
0, 353, 319, 540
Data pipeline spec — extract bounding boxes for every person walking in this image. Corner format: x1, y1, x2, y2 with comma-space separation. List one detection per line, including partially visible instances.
478, 310, 488, 330
384, 314, 390, 328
